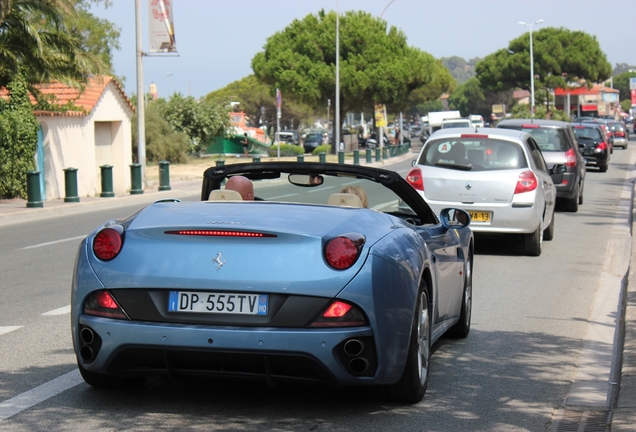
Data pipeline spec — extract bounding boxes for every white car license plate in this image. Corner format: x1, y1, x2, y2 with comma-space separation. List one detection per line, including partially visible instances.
168, 291, 268, 315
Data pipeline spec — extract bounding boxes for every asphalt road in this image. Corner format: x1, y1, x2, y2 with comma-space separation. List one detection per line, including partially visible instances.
0, 142, 632, 431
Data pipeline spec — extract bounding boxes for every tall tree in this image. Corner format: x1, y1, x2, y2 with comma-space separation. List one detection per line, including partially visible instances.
0, 0, 112, 90
476, 27, 612, 93
156, 94, 231, 154
204, 75, 316, 133
448, 77, 515, 119
251, 9, 452, 141
611, 70, 636, 102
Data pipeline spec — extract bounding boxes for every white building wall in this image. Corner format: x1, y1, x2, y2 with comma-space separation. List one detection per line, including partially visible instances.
36, 82, 133, 200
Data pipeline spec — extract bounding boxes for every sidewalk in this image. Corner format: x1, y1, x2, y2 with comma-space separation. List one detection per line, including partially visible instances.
611, 184, 636, 430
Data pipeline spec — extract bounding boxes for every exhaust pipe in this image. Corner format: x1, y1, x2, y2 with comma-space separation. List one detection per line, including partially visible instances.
343, 339, 365, 357
80, 327, 95, 344
80, 345, 94, 362
348, 357, 369, 375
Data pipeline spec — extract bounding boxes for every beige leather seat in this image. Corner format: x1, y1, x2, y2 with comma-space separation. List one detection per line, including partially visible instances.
327, 193, 363, 208
208, 189, 243, 201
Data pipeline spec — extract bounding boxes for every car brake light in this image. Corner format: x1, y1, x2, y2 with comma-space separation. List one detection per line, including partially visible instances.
93, 227, 123, 260
565, 148, 576, 167
324, 233, 365, 270
406, 167, 424, 191
521, 124, 540, 128
83, 290, 128, 320
615, 131, 625, 137
596, 142, 607, 151
514, 171, 538, 194
574, 125, 586, 129
460, 134, 489, 138
308, 300, 367, 327
165, 230, 276, 238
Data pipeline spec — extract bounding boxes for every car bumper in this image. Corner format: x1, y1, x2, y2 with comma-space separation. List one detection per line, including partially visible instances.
426, 200, 542, 234
76, 315, 387, 386
612, 138, 628, 148
583, 153, 609, 166
553, 172, 580, 200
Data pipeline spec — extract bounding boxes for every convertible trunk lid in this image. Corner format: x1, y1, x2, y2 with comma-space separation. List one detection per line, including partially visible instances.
87, 201, 393, 298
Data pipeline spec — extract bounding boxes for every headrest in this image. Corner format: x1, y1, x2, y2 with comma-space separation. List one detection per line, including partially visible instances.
208, 189, 243, 201
327, 193, 363, 208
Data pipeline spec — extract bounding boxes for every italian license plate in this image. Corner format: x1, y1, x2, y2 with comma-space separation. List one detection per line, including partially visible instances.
168, 291, 268, 315
468, 211, 491, 222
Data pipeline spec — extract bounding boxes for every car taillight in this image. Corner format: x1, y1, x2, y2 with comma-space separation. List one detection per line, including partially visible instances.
615, 131, 625, 137
514, 171, 538, 194
406, 167, 424, 191
595, 142, 607, 152
324, 233, 365, 270
565, 148, 576, 167
308, 300, 367, 327
83, 290, 128, 320
93, 227, 123, 260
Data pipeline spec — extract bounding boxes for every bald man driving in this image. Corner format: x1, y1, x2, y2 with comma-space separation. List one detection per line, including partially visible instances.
225, 175, 254, 200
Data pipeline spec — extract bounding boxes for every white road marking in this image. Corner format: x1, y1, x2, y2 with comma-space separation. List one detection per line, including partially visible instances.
267, 193, 298, 200
0, 370, 83, 421
42, 305, 71, 316
308, 186, 335, 193
21, 235, 86, 250
372, 199, 399, 211
0, 326, 22, 336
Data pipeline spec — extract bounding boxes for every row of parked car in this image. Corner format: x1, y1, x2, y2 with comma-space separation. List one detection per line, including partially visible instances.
405, 117, 626, 256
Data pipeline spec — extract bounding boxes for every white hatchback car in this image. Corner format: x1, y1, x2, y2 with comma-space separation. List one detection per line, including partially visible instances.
406, 128, 561, 256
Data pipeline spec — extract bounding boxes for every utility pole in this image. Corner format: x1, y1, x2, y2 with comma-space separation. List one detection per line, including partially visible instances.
135, 0, 146, 184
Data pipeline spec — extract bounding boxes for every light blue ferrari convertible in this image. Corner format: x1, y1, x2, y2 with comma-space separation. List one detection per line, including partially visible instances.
71, 162, 473, 402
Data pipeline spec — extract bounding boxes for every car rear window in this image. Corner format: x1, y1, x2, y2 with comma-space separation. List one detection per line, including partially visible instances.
499, 125, 570, 152
417, 138, 528, 171
573, 127, 602, 140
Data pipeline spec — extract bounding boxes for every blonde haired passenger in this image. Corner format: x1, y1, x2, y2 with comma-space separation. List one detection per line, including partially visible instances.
340, 185, 368, 208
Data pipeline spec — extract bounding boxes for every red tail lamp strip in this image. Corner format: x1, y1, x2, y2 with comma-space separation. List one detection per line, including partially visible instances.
165, 230, 276, 238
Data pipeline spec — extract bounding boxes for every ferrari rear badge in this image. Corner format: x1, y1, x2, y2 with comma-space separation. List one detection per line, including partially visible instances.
212, 252, 225, 271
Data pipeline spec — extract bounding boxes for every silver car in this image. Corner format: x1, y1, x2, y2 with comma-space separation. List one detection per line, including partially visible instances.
406, 128, 560, 256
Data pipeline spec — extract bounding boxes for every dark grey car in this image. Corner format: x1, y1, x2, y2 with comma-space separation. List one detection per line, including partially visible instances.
497, 119, 586, 212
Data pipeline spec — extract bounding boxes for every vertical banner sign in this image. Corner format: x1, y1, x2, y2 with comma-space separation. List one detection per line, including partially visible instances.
149, 0, 177, 53
374, 104, 387, 127
276, 88, 282, 119
631, 89, 636, 106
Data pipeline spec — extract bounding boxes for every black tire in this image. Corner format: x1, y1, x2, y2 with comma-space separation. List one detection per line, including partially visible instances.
565, 188, 579, 213
524, 225, 543, 256
543, 212, 555, 241
599, 164, 608, 173
449, 249, 472, 338
78, 362, 145, 388
578, 186, 584, 205
383, 283, 431, 403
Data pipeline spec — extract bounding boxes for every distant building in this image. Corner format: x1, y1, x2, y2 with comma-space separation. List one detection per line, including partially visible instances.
0, 75, 135, 200
554, 84, 620, 118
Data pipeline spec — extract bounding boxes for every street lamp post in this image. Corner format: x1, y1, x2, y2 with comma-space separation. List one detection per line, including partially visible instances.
519, 19, 543, 119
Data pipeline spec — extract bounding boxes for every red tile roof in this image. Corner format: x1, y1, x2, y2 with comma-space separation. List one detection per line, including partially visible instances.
0, 75, 134, 117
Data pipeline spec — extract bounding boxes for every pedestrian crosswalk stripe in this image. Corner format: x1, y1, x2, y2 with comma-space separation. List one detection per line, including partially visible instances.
42, 305, 71, 316
0, 326, 23, 336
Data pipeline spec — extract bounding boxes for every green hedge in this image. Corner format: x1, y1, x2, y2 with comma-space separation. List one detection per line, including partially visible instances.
312, 144, 331, 155
268, 144, 304, 157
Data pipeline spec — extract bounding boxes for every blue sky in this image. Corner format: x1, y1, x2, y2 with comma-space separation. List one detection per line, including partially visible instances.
91, 0, 636, 99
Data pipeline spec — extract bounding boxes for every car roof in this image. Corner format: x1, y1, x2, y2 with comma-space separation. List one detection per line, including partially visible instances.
497, 118, 571, 128
428, 126, 529, 141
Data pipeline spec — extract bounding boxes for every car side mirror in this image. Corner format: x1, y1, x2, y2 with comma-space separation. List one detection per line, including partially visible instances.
440, 208, 470, 228
550, 164, 567, 175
